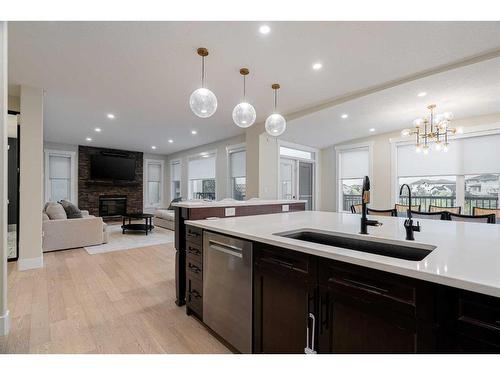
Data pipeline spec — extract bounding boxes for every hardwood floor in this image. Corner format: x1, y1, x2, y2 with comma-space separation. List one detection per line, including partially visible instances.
0, 244, 230, 354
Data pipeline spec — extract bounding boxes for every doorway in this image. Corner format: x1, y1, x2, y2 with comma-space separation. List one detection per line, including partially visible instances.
279, 147, 316, 210
7, 113, 20, 262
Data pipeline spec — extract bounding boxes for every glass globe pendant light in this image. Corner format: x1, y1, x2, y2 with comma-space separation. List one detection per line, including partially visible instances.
265, 83, 286, 136
232, 68, 256, 128
189, 47, 217, 118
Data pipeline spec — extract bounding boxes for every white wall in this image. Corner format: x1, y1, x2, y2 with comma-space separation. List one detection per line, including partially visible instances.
319, 113, 500, 212
18, 85, 44, 271
165, 135, 245, 201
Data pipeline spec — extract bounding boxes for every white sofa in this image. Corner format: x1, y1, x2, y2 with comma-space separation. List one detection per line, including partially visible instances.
42, 210, 109, 252
153, 209, 175, 231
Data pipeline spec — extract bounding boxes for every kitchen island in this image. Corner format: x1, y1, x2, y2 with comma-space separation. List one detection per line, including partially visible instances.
185, 211, 500, 354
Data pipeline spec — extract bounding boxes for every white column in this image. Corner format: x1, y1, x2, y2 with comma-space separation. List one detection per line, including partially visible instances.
18, 85, 44, 270
0, 21, 10, 336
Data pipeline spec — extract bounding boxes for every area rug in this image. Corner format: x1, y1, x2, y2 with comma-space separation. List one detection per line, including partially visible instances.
85, 224, 174, 255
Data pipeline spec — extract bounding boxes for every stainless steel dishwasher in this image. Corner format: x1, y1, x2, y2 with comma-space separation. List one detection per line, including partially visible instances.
203, 231, 253, 353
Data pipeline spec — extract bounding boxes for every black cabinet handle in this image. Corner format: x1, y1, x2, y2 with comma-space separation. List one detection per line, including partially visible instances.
264, 256, 294, 269
332, 277, 389, 295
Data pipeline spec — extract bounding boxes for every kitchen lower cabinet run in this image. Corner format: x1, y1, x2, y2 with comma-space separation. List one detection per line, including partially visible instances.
193, 230, 500, 353
251, 242, 499, 354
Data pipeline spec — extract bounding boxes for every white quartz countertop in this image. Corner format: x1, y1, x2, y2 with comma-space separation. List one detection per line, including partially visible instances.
186, 211, 500, 298
172, 199, 307, 208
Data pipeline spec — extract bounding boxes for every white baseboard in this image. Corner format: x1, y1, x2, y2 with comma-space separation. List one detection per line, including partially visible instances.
17, 256, 44, 271
0, 309, 10, 336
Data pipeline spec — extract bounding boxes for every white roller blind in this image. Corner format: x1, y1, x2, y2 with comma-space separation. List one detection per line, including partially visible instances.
230, 150, 246, 178
148, 162, 161, 182
171, 162, 181, 181
340, 147, 369, 179
189, 154, 216, 180
49, 155, 71, 179
397, 134, 500, 177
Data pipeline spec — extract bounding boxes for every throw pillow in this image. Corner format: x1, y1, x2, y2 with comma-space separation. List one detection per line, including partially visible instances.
168, 197, 183, 210
59, 200, 83, 219
42, 212, 50, 221
45, 202, 67, 220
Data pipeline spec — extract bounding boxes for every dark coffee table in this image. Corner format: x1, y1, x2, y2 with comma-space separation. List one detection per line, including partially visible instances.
121, 213, 155, 235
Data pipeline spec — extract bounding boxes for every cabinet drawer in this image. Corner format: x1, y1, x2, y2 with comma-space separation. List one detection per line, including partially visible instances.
187, 258, 203, 281
187, 277, 203, 318
255, 244, 313, 279
186, 240, 203, 263
186, 225, 203, 245
320, 260, 416, 315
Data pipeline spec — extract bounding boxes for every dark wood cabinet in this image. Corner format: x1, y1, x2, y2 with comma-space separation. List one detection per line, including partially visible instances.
185, 225, 203, 319
439, 288, 500, 352
253, 244, 317, 353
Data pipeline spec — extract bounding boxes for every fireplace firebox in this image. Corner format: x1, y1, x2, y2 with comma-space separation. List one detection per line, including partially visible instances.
99, 196, 127, 218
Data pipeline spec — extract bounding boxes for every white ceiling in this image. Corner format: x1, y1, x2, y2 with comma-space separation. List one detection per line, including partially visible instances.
283, 57, 500, 148
8, 21, 500, 154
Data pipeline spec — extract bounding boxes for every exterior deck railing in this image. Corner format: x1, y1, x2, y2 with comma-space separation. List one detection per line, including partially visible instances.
344, 194, 498, 214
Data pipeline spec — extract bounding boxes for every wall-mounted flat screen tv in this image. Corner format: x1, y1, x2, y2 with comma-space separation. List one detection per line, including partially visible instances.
90, 154, 136, 181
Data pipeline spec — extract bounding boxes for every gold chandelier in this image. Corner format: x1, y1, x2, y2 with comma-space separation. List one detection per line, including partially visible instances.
401, 104, 459, 154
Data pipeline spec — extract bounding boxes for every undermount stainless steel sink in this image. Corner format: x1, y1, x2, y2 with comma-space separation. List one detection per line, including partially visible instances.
276, 229, 435, 261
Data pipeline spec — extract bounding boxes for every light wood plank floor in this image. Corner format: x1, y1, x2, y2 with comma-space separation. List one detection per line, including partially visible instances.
0, 244, 230, 354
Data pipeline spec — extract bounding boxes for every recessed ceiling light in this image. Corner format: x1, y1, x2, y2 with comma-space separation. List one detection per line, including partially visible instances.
94, 127, 101, 132
341, 114, 348, 119
191, 130, 197, 135
107, 113, 115, 119
312, 63, 322, 70
151, 146, 157, 150
85, 137, 92, 142
369, 128, 375, 132
417, 92, 427, 97
168, 139, 174, 143
259, 25, 271, 34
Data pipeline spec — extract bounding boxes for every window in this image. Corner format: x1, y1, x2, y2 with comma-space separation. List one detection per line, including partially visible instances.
228, 148, 246, 200
398, 176, 457, 211
145, 159, 163, 208
394, 133, 500, 214
170, 160, 181, 200
280, 146, 313, 160
465, 174, 499, 214
188, 152, 216, 200
336, 144, 371, 212
45, 150, 76, 203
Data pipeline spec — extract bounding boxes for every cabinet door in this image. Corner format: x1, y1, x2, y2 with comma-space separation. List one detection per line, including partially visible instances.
253, 245, 316, 354
319, 286, 417, 353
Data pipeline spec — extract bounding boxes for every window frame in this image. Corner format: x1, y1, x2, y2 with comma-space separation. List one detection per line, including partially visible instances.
144, 158, 164, 209
335, 142, 374, 212
44, 149, 77, 204
226, 143, 246, 200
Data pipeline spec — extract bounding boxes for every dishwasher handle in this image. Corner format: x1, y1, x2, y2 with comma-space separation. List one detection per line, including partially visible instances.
208, 239, 243, 258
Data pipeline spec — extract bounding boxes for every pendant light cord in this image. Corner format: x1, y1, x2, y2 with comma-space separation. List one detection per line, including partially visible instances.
201, 56, 205, 88
274, 89, 277, 111
243, 75, 246, 100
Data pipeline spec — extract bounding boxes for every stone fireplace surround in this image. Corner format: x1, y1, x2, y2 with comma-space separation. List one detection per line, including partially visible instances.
78, 146, 143, 218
